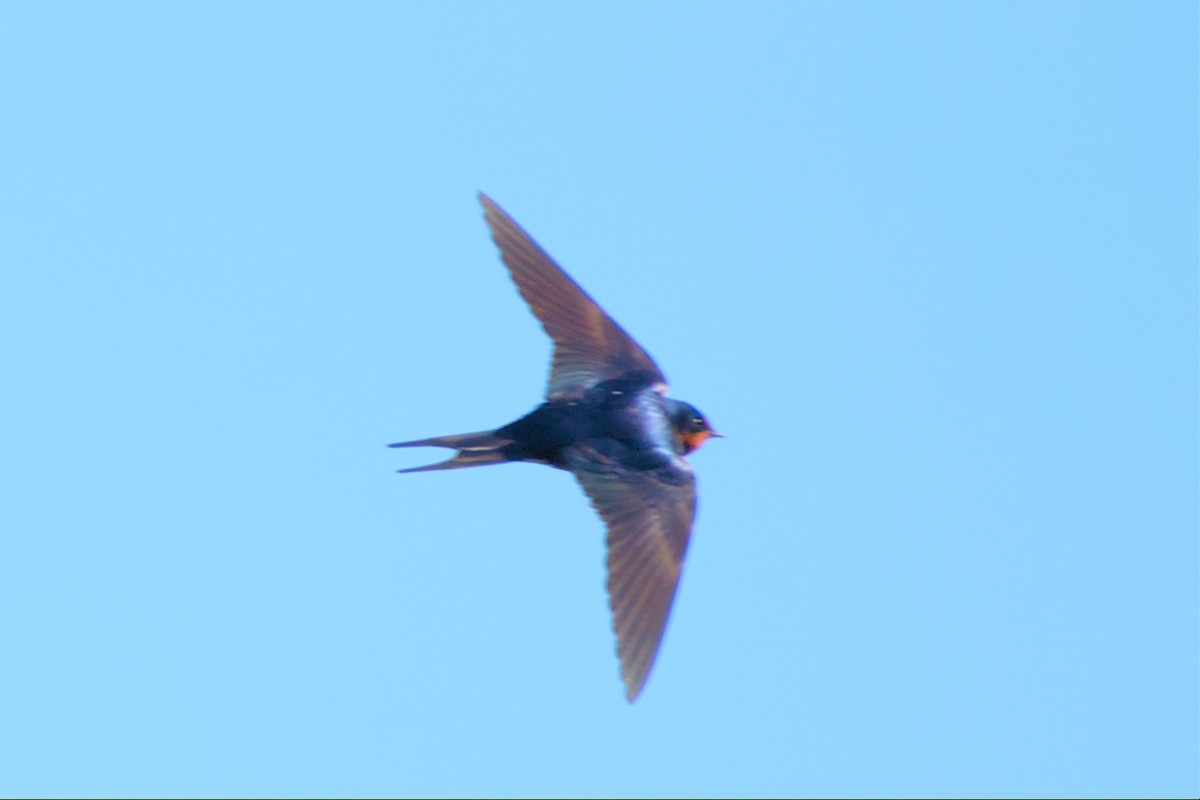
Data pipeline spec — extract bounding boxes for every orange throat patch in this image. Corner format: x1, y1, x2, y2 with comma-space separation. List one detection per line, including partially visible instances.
680, 429, 715, 455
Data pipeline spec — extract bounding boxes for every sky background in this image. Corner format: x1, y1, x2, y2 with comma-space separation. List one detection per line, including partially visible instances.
1, 2, 1196, 797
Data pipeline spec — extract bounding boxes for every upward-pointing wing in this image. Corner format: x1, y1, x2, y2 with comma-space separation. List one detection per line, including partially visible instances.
566, 447, 696, 702
480, 193, 667, 400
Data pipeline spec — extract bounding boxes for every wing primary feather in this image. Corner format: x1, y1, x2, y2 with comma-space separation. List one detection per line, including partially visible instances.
479, 193, 668, 400
568, 452, 697, 702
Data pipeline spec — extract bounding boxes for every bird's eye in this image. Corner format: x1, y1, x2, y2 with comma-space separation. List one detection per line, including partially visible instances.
693, 417, 705, 428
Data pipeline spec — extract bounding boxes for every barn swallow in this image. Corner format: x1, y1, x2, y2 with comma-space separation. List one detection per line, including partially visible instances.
390, 194, 720, 702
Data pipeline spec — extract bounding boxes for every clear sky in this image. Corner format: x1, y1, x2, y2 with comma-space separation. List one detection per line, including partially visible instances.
1, 2, 1196, 797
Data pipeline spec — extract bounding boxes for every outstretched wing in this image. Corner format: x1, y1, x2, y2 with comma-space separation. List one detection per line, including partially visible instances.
480, 193, 667, 400
567, 447, 696, 702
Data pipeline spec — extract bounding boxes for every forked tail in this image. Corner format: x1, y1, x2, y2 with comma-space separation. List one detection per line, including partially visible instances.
388, 430, 515, 473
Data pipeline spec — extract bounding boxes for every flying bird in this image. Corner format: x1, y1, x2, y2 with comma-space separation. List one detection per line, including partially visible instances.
391, 194, 720, 702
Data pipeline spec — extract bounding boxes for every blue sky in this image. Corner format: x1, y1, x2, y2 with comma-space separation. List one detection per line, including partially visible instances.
1, 2, 1196, 797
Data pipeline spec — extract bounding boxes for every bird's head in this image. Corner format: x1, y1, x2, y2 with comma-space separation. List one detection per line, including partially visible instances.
667, 400, 723, 455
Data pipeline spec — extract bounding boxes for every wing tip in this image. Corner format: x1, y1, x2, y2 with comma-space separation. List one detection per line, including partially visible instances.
478, 190, 500, 217
623, 674, 647, 703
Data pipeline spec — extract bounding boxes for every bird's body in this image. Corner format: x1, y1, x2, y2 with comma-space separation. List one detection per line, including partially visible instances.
391, 195, 719, 701
396, 381, 704, 474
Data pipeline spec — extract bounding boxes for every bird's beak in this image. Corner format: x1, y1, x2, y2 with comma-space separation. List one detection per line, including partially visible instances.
708, 431, 726, 439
